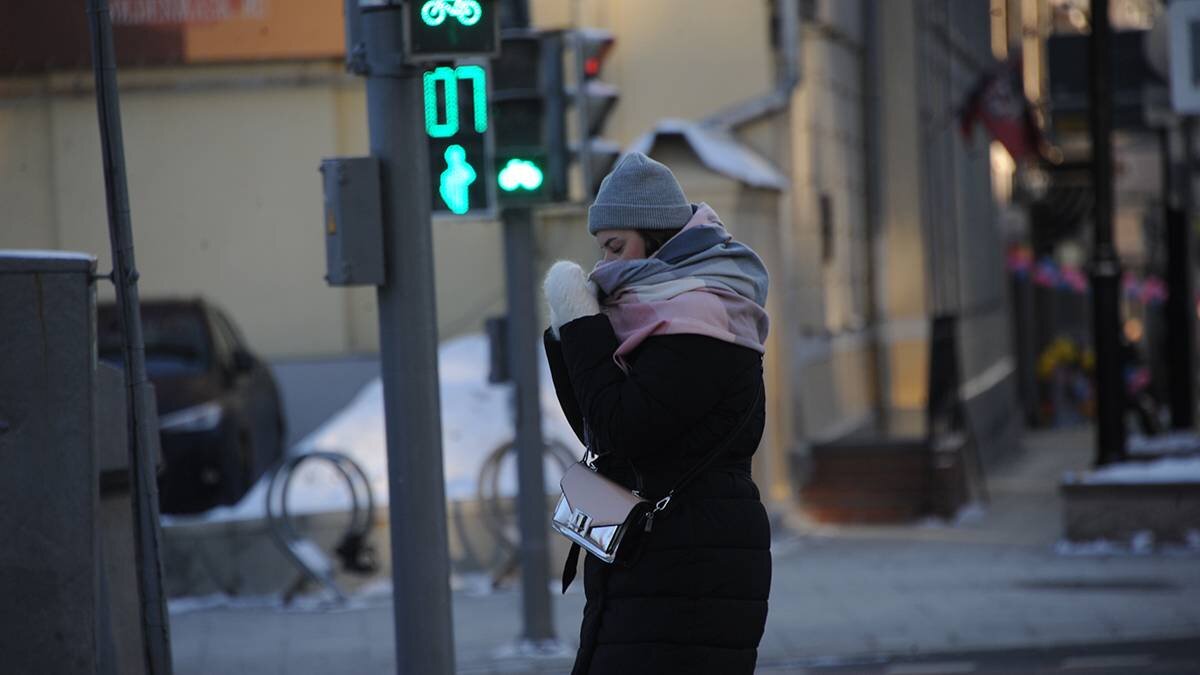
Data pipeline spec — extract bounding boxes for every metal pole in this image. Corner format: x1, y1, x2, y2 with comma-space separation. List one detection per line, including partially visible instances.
1088, 0, 1126, 465
1180, 117, 1197, 427
505, 0, 531, 29
84, 3, 173, 674
1163, 123, 1196, 429
502, 206, 556, 644
358, 3, 456, 672
499, 0, 555, 647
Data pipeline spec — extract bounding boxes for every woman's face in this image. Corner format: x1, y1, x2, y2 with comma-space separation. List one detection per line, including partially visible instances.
596, 229, 646, 262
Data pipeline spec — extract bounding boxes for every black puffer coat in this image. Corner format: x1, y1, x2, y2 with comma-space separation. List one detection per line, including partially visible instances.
544, 314, 771, 675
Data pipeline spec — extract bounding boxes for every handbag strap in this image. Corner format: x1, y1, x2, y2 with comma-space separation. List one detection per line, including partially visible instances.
647, 377, 763, 523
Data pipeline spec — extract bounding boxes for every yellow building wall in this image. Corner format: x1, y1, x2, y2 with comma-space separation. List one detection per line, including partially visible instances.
0, 90, 57, 249
40, 67, 350, 358
0, 69, 590, 361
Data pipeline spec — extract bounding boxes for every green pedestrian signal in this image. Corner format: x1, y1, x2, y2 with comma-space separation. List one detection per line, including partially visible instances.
497, 159, 544, 192
439, 145, 477, 215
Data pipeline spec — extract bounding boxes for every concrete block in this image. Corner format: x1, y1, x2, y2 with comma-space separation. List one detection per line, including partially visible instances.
160, 495, 571, 598
1061, 482, 1200, 543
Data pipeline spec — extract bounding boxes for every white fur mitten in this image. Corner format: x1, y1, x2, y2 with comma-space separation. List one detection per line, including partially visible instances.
544, 260, 600, 338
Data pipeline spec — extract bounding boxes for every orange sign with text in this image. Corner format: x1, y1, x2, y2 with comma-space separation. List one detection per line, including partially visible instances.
1, 0, 344, 72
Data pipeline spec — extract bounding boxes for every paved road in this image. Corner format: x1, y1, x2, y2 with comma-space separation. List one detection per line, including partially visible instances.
756, 638, 1200, 673
169, 427, 1200, 674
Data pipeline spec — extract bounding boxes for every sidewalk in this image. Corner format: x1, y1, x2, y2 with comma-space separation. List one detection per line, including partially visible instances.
168, 427, 1200, 674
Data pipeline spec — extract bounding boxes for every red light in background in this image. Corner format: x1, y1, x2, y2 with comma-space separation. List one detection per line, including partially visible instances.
585, 57, 601, 77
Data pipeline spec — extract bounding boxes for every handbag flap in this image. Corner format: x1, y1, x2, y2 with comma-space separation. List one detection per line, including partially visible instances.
560, 463, 647, 527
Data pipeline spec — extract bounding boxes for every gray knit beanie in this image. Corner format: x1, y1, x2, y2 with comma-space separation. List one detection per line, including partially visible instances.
588, 152, 693, 234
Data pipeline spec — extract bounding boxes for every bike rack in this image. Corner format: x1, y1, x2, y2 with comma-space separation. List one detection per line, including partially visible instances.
474, 438, 578, 587
264, 451, 378, 604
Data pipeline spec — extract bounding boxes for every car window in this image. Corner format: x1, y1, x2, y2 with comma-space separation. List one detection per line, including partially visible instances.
98, 304, 212, 377
206, 308, 235, 366
212, 310, 244, 352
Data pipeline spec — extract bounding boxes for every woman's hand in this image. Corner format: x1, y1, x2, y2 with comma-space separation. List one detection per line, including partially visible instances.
544, 260, 600, 339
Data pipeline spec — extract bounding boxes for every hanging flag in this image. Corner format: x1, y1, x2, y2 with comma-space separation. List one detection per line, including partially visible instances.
1140, 276, 1168, 304
1060, 265, 1089, 294
959, 59, 1043, 163
1033, 258, 1061, 288
1006, 245, 1034, 276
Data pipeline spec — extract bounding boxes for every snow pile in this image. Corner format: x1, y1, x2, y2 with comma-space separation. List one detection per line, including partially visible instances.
165, 333, 583, 525
1066, 456, 1200, 485
0, 249, 95, 261
1128, 431, 1200, 457
1054, 529, 1200, 556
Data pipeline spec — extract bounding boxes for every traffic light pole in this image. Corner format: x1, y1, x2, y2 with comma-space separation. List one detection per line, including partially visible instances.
502, 205, 557, 646
358, 3, 456, 673
495, 0, 557, 649
1088, 0, 1126, 465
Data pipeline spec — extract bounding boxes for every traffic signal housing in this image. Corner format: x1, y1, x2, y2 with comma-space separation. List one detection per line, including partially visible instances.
488, 27, 619, 206
404, 0, 500, 60
490, 29, 568, 205
572, 29, 620, 200
423, 62, 494, 216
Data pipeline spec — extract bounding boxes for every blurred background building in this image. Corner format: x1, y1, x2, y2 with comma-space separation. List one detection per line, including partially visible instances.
2, 0, 1036, 519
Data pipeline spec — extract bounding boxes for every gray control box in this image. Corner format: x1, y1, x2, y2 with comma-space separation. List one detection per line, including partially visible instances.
320, 156, 385, 286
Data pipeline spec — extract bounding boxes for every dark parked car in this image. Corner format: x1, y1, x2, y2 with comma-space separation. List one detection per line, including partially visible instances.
98, 299, 286, 514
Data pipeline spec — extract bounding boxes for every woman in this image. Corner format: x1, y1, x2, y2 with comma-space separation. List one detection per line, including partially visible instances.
542, 152, 772, 675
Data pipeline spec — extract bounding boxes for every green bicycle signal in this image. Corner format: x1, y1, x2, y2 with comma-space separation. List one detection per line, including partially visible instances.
421, 0, 482, 27
497, 159, 545, 192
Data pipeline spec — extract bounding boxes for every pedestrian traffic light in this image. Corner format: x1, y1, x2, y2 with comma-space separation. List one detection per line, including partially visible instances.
572, 29, 620, 199
490, 29, 567, 205
405, 0, 500, 60
424, 62, 493, 215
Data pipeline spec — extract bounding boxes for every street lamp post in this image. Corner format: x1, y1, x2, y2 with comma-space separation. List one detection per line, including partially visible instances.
1088, 0, 1127, 465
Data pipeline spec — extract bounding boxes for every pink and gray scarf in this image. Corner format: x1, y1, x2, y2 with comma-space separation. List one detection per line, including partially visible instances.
589, 203, 770, 371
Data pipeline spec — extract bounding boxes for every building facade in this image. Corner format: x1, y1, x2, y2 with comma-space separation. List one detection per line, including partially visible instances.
0, 0, 1020, 517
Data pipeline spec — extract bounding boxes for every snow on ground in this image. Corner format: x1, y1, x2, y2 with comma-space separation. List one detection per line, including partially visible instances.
1064, 455, 1200, 485
1054, 529, 1200, 556
164, 334, 584, 526
1127, 431, 1200, 456
0, 249, 95, 261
